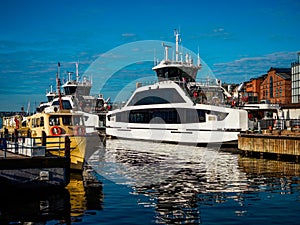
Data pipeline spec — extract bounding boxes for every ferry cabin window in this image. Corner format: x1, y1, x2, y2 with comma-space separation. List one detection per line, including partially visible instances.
49, 116, 60, 126
127, 88, 185, 106
200, 87, 225, 104
73, 116, 84, 126
62, 116, 72, 125
31, 117, 45, 127
40, 117, 44, 127
60, 115, 84, 126
32, 118, 37, 127
115, 108, 228, 124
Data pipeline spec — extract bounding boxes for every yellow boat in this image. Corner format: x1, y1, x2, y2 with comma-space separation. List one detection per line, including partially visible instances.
1, 109, 87, 171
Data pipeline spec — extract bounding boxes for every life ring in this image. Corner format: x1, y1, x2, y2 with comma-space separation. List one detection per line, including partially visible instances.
50, 126, 62, 136
74, 126, 85, 136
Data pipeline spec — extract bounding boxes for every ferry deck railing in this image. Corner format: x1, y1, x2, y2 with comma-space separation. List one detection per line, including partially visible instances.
0, 130, 70, 159
250, 118, 300, 131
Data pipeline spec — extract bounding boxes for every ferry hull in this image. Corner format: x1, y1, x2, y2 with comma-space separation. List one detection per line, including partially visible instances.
106, 126, 240, 144
36, 136, 86, 171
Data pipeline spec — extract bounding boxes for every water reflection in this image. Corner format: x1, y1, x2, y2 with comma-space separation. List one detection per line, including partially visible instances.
66, 173, 103, 222
0, 187, 71, 224
0, 173, 103, 224
89, 138, 300, 224
238, 155, 300, 195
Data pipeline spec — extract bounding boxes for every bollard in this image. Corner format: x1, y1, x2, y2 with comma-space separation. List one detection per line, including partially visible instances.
0, 138, 7, 158
42, 131, 46, 146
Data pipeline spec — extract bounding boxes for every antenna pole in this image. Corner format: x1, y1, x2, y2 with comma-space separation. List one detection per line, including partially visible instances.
162, 43, 171, 61
197, 47, 201, 67
174, 29, 180, 62
76, 62, 79, 82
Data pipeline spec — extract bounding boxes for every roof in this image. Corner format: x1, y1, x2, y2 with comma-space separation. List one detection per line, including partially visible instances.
268, 67, 291, 80
277, 72, 291, 80
268, 67, 291, 74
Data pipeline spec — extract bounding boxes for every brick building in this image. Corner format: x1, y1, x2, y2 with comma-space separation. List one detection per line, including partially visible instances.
245, 75, 266, 103
259, 67, 291, 104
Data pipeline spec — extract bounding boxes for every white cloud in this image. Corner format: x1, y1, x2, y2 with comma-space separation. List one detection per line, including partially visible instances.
211, 51, 297, 83
121, 33, 137, 37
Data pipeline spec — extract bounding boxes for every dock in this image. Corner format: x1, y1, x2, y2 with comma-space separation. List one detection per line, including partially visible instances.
0, 135, 71, 188
238, 129, 300, 160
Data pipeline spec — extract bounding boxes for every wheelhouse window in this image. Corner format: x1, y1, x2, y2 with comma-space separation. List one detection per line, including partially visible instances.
64, 86, 77, 95
52, 100, 72, 109
156, 67, 195, 82
62, 116, 72, 125
127, 88, 186, 106
49, 115, 84, 126
49, 116, 60, 126
62, 115, 84, 126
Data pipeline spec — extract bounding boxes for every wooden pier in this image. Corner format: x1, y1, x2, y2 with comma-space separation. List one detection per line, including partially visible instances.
0, 135, 71, 189
238, 129, 300, 160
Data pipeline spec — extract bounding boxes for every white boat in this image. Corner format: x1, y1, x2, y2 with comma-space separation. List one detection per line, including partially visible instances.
39, 62, 111, 134
106, 31, 248, 144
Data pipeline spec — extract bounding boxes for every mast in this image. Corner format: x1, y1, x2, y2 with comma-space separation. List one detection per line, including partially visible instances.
57, 62, 63, 110
197, 47, 201, 67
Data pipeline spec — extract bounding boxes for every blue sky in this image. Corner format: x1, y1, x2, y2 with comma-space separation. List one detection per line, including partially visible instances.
0, 0, 299, 111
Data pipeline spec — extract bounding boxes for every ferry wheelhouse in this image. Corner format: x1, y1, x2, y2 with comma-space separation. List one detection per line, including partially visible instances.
38, 62, 110, 134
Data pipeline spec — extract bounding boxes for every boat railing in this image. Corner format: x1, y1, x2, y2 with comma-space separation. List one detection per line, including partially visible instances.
249, 118, 300, 131
0, 131, 70, 159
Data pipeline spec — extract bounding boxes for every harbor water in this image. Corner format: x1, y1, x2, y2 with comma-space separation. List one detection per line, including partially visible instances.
1, 137, 300, 224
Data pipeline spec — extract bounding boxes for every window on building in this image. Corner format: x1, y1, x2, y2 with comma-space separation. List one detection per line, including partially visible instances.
270, 77, 273, 98
279, 87, 282, 97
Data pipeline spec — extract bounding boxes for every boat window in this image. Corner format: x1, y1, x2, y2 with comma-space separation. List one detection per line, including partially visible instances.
73, 115, 84, 126
62, 116, 72, 125
52, 100, 73, 109
49, 116, 60, 126
127, 88, 185, 106
32, 118, 36, 128
64, 86, 77, 95
115, 108, 228, 124
156, 67, 195, 82
40, 117, 44, 127
199, 87, 225, 105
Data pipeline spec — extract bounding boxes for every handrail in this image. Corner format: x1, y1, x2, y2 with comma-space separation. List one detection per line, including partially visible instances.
0, 131, 70, 159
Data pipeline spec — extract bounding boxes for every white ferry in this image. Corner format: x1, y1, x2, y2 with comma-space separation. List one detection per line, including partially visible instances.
106, 30, 248, 144
39, 62, 111, 134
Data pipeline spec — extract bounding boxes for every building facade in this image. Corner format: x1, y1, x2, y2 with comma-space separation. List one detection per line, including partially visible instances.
291, 52, 300, 103
245, 75, 266, 103
259, 67, 291, 104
